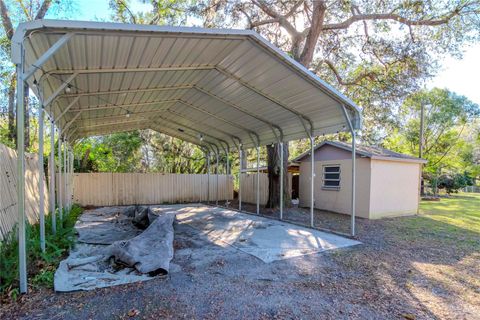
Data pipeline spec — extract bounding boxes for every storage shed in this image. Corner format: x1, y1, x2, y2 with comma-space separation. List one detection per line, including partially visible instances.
294, 141, 427, 219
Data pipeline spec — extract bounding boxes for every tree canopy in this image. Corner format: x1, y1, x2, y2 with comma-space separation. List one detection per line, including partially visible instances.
0, 1, 479, 192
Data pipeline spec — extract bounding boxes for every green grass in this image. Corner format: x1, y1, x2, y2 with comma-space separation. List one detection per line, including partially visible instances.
391, 193, 480, 249
419, 193, 480, 234
0, 205, 83, 299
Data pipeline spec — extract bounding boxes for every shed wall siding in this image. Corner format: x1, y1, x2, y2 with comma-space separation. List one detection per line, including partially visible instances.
298, 158, 371, 218
369, 160, 421, 219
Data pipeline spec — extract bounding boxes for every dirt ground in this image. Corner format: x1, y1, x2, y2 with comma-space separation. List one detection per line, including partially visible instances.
2, 203, 479, 320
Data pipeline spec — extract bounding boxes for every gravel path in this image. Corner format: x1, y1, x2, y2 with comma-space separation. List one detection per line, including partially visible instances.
2, 204, 479, 320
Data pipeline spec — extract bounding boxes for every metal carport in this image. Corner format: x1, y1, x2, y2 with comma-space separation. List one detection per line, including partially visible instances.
11, 19, 362, 293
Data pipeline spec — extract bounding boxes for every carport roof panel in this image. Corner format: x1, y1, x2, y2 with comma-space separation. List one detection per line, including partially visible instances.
13, 19, 361, 149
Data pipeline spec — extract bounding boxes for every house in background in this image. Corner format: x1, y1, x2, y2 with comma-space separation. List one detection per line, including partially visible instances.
293, 141, 427, 219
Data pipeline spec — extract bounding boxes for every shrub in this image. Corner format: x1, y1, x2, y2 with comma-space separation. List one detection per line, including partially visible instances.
0, 205, 83, 298
437, 172, 474, 194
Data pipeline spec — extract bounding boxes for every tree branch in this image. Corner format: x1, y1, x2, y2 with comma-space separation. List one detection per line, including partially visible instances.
430, 124, 466, 167
115, 0, 137, 24
34, 0, 52, 20
16, 0, 32, 20
317, 59, 378, 86
323, 6, 467, 30
299, 0, 327, 66
252, 0, 303, 41
0, 0, 14, 40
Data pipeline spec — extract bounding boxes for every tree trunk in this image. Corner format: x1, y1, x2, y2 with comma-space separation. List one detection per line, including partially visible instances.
7, 76, 15, 143
81, 148, 90, 172
266, 142, 290, 208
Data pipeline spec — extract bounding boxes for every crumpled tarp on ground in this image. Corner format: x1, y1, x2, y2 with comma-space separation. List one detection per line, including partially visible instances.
54, 206, 175, 292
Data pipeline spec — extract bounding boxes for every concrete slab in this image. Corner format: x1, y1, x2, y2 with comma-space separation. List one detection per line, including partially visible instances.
173, 205, 361, 263
56, 204, 360, 292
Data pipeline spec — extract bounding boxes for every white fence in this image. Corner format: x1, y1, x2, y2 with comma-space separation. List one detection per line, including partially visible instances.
0, 144, 50, 240
463, 186, 480, 193
239, 173, 292, 205
73, 173, 234, 206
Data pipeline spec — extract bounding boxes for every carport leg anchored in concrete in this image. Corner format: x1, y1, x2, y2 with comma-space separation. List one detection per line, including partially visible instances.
11, 21, 362, 294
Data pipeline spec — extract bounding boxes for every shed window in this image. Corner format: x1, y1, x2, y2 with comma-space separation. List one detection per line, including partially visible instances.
323, 165, 340, 189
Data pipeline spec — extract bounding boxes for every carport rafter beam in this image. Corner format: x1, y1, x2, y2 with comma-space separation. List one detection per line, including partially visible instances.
44, 72, 78, 108
55, 96, 80, 124
61, 84, 276, 145
150, 120, 213, 148
66, 100, 241, 145
74, 118, 149, 132
165, 109, 242, 148
58, 84, 193, 99
73, 123, 149, 140
214, 66, 313, 138
62, 110, 82, 135
176, 100, 260, 146
193, 85, 283, 141
47, 65, 215, 75
67, 127, 78, 142
45, 65, 310, 139
74, 109, 172, 123
21, 33, 74, 80
67, 99, 177, 113
153, 114, 229, 148
64, 95, 257, 147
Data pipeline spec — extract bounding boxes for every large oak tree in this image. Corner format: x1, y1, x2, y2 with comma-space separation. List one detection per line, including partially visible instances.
0, 0, 56, 149
198, 0, 480, 208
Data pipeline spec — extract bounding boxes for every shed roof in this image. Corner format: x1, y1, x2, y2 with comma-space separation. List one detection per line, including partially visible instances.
293, 141, 427, 164
12, 20, 361, 150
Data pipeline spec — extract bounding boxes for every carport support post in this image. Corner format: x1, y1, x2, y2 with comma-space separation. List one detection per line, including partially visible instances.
238, 146, 242, 211
63, 139, 67, 212
15, 63, 27, 294
38, 104, 46, 252
310, 136, 315, 228
280, 142, 284, 220
70, 149, 74, 208
66, 148, 70, 210
207, 152, 210, 204
226, 147, 229, 207
216, 151, 219, 206
341, 104, 357, 237
256, 146, 260, 215
350, 132, 356, 237
57, 132, 63, 221
49, 119, 56, 234
226, 148, 229, 175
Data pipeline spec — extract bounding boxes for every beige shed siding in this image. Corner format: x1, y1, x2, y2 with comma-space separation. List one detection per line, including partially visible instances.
369, 159, 421, 219
299, 158, 371, 218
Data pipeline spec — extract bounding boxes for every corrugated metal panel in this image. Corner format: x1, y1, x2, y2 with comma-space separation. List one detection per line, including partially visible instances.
15, 20, 361, 149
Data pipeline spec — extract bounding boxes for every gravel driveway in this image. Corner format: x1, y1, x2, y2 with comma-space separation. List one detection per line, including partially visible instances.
3, 204, 479, 320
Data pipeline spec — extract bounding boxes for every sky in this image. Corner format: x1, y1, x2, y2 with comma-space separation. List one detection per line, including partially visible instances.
67, 0, 480, 105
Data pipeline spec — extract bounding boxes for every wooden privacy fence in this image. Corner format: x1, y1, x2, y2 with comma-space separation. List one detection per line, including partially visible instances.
55, 170, 74, 207
240, 173, 269, 205
0, 144, 50, 240
239, 173, 292, 206
73, 173, 234, 206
